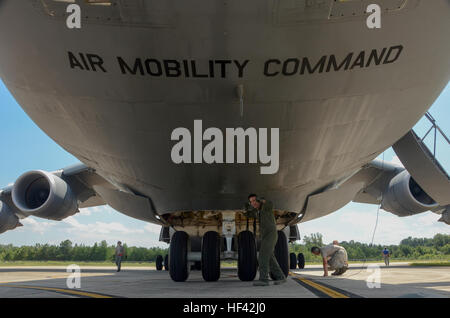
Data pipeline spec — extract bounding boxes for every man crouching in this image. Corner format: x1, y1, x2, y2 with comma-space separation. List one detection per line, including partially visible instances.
311, 243, 349, 276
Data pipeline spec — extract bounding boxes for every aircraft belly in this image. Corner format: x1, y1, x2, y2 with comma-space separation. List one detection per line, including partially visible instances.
0, 0, 449, 215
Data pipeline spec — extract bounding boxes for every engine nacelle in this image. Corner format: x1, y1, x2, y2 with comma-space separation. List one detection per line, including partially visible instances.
381, 170, 438, 217
12, 170, 78, 220
0, 201, 22, 233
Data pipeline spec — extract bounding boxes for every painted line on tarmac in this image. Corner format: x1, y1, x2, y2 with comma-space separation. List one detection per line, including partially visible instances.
289, 272, 362, 298
291, 277, 334, 298
311, 279, 364, 298
0, 284, 118, 298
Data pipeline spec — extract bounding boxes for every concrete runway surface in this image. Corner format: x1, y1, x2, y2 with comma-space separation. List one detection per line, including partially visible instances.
0, 263, 448, 298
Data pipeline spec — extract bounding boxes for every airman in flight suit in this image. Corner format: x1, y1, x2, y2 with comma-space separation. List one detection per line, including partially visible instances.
245, 194, 286, 286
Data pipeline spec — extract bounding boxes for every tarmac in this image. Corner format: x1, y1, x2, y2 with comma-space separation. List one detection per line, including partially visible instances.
0, 262, 448, 298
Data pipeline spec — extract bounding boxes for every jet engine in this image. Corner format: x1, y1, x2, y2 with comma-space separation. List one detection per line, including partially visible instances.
0, 201, 22, 233
11, 170, 78, 220
381, 170, 438, 216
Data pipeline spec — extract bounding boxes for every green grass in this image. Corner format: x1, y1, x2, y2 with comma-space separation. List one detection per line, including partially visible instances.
221, 261, 237, 267
409, 261, 450, 267
0, 261, 156, 267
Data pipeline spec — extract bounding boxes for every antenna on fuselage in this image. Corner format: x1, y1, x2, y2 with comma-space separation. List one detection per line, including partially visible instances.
236, 84, 244, 117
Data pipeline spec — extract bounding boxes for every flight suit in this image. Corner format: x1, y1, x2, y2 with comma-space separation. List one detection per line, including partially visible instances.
245, 200, 285, 282
115, 245, 124, 272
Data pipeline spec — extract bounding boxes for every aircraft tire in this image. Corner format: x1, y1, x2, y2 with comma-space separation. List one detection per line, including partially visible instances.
237, 230, 257, 281
297, 253, 305, 269
271, 231, 289, 278
156, 255, 163, 271
290, 252, 297, 269
201, 231, 221, 281
169, 231, 190, 282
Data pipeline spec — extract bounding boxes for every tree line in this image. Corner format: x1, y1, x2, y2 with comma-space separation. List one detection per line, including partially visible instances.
0, 233, 448, 262
290, 233, 450, 262
0, 240, 167, 262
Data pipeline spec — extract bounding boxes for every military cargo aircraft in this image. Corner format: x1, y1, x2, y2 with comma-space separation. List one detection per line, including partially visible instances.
0, 0, 449, 282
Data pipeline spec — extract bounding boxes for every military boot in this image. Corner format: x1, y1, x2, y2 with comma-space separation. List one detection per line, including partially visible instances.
273, 277, 287, 285
331, 269, 341, 276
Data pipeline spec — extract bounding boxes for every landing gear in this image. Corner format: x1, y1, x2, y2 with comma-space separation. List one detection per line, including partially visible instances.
201, 231, 221, 281
297, 253, 305, 269
289, 253, 297, 269
169, 231, 190, 282
237, 230, 257, 281
156, 255, 163, 271
164, 254, 169, 271
272, 230, 289, 278
192, 261, 202, 271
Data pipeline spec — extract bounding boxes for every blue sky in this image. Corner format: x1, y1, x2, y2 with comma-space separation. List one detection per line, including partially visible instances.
0, 80, 449, 247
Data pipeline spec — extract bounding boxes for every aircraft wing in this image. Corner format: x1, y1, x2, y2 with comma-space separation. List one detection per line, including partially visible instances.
353, 159, 450, 224
0, 162, 166, 234
298, 157, 449, 224
0, 163, 108, 233
297, 159, 401, 223
352, 159, 403, 205
299, 127, 450, 225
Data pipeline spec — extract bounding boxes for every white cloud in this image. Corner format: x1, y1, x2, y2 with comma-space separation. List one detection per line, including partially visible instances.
63, 216, 145, 235
19, 217, 56, 235
0, 204, 167, 248
298, 203, 449, 246
78, 209, 91, 216
414, 212, 442, 227
144, 223, 162, 235
56, 216, 167, 248
78, 205, 113, 216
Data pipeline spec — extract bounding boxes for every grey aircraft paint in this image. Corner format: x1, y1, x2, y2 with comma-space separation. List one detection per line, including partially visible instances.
0, 1, 449, 231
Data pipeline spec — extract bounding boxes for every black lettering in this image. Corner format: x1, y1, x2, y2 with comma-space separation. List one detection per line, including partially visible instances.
350, 51, 365, 69
68, 51, 84, 70
300, 56, 326, 74
164, 60, 181, 77
383, 45, 403, 64
183, 60, 190, 77
117, 57, 144, 75
264, 59, 280, 76
366, 48, 386, 67
191, 60, 208, 78
282, 58, 299, 76
145, 59, 162, 76
234, 60, 249, 78
209, 60, 215, 77
79, 53, 90, 71
215, 60, 231, 78
327, 53, 353, 72
86, 53, 107, 72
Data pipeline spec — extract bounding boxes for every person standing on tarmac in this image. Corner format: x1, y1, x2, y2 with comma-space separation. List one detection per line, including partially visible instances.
115, 241, 125, 272
382, 247, 390, 266
245, 194, 286, 286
